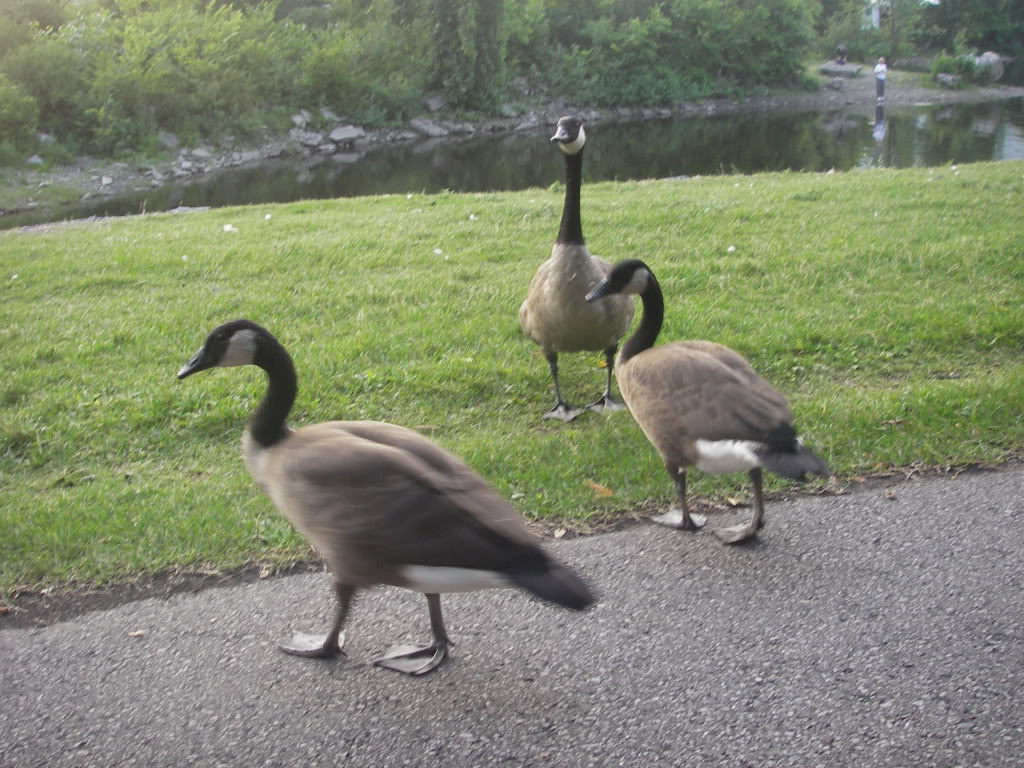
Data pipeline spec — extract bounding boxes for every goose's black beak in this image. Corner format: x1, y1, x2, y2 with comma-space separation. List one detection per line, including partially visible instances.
177, 348, 212, 379
550, 127, 570, 143
585, 280, 613, 303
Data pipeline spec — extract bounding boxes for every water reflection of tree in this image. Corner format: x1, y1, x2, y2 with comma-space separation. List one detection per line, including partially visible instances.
918, 102, 1002, 166
10, 100, 1019, 228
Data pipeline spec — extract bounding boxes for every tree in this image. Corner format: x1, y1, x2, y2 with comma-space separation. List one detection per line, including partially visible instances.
431, 0, 505, 109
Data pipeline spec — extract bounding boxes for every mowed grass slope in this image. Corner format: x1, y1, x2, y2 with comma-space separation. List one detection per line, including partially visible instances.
2, 161, 1022, 596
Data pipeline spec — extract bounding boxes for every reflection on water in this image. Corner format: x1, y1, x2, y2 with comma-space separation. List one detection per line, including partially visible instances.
4, 98, 1022, 230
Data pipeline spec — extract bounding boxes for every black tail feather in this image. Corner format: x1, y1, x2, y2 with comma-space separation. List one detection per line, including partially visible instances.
507, 560, 595, 611
756, 442, 830, 481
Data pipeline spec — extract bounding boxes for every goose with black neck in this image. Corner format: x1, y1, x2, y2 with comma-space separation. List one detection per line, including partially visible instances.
586, 260, 829, 543
519, 116, 634, 421
177, 319, 594, 675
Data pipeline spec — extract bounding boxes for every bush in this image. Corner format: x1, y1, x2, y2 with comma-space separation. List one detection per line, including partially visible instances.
563, 9, 684, 105
0, 73, 38, 150
302, 19, 428, 122
0, 17, 34, 56
86, 3, 308, 141
1, 35, 87, 138
9, 0, 67, 31
933, 52, 978, 81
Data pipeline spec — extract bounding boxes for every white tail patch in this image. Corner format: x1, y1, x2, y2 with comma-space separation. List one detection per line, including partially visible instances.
399, 566, 511, 594
694, 439, 762, 474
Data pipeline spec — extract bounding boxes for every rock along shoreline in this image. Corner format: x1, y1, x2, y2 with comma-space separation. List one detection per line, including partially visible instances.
3, 68, 1023, 223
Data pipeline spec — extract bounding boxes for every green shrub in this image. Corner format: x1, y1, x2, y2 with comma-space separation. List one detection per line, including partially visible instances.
302, 19, 428, 123
0, 140, 24, 166
931, 54, 959, 76
0, 17, 34, 57
1, 35, 87, 138
563, 9, 684, 105
0, 73, 38, 150
931, 52, 984, 86
8, 0, 67, 31
86, 3, 307, 140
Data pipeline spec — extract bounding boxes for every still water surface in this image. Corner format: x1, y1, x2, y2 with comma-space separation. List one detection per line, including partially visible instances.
4, 98, 1022, 230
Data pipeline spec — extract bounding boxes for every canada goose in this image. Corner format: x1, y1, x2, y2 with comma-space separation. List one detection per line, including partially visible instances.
177, 319, 594, 675
586, 261, 829, 543
519, 116, 634, 421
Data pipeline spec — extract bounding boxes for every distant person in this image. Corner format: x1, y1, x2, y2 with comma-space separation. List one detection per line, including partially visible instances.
836, 44, 848, 65
874, 56, 887, 102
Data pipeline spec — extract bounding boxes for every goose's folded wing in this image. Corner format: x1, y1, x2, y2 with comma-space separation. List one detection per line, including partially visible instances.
624, 347, 795, 444
277, 428, 543, 573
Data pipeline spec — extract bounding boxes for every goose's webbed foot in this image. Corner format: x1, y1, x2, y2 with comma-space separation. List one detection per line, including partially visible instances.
374, 641, 449, 676
278, 631, 347, 659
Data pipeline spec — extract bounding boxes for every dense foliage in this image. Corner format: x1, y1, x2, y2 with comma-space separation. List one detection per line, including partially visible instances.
820, 0, 1023, 68
0, 0, 819, 160
0, 0, 1019, 162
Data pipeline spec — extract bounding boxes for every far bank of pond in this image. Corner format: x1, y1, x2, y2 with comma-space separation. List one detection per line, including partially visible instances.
3, 81, 1023, 231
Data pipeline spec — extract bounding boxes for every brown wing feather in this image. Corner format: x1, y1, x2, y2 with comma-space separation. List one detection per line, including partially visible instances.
619, 342, 793, 449
265, 423, 542, 581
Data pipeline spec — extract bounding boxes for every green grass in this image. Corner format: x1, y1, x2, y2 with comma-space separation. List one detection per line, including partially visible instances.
2, 161, 1023, 596
0, 169, 84, 212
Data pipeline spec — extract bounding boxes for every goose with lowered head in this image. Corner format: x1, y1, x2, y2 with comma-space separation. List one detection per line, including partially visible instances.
177, 319, 594, 675
586, 260, 829, 543
519, 116, 634, 421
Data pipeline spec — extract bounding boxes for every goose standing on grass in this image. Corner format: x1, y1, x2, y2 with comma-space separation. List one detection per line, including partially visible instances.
177, 319, 594, 675
586, 261, 829, 543
519, 116, 634, 421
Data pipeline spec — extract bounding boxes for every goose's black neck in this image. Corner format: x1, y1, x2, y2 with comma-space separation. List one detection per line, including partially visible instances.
556, 150, 585, 245
620, 273, 664, 364
249, 334, 297, 448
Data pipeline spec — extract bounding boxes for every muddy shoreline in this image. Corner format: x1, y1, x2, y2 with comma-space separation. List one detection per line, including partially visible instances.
3, 68, 1023, 224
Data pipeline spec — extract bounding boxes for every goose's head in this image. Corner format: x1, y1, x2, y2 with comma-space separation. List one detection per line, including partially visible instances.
177, 319, 269, 379
586, 259, 653, 302
551, 116, 586, 155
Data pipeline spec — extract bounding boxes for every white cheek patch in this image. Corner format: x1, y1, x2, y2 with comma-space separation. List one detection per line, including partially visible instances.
220, 329, 259, 367
558, 125, 586, 155
694, 439, 762, 474
623, 268, 650, 295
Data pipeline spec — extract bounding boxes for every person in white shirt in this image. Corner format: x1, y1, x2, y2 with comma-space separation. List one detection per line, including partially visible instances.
874, 57, 887, 102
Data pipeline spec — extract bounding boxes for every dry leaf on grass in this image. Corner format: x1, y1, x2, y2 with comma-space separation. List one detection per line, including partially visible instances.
585, 479, 614, 497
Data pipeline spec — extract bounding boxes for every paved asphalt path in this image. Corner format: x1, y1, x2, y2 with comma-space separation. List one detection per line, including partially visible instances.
3, 468, 1023, 767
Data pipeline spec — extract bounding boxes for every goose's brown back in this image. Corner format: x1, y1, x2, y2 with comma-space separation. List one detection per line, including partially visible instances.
256, 421, 543, 588
617, 341, 794, 467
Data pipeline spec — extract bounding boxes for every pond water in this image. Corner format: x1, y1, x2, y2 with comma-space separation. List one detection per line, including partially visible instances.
4, 97, 1022, 230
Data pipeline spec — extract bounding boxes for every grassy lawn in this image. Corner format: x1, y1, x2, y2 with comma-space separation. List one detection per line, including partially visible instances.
0, 169, 84, 213
2, 161, 1023, 597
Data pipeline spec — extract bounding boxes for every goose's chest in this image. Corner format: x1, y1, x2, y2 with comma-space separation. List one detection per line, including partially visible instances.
242, 430, 273, 493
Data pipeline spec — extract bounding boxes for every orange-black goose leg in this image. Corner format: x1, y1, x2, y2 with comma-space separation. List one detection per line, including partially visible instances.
374, 593, 451, 676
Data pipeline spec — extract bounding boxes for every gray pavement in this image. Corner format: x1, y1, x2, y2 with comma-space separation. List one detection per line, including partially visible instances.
2, 468, 1023, 767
